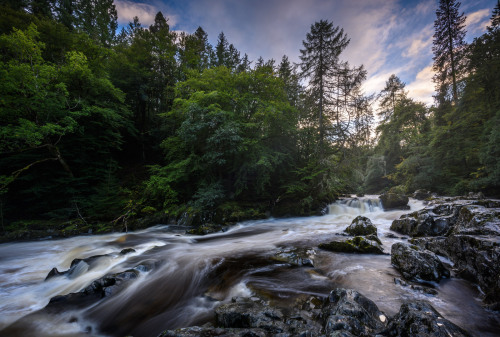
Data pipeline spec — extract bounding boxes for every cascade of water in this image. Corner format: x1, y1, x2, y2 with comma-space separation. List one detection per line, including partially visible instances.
328, 196, 383, 215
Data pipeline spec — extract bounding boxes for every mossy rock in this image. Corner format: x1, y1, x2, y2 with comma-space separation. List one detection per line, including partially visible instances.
345, 216, 377, 236
319, 236, 384, 254
379, 192, 409, 210
186, 223, 224, 235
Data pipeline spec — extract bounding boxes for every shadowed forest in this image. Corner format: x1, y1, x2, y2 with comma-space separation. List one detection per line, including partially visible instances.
0, 0, 499, 237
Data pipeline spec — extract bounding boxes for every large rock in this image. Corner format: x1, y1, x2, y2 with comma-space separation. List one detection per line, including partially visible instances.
215, 298, 287, 334
48, 269, 140, 308
443, 235, 500, 305
214, 297, 321, 335
379, 193, 409, 210
319, 236, 384, 254
271, 247, 315, 267
452, 205, 500, 236
345, 216, 377, 236
391, 243, 449, 283
390, 200, 474, 237
45, 249, 136, 281
413, 189, 431, 200
324, 288, 388, 336
390, 210, 453, 237
385, 300, 472, 337
159, 327, 268, 337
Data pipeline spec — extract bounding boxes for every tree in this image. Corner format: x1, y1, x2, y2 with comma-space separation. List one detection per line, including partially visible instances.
55, 0, 75, 30
299, 20, 349, 151
278, 55, 301, 107
0, 24, 132, 220
29, 0, 54, 18
432, 0, 467, 104
378, 74, 406, 122
489, 0, 500, 34
76, 0, 118, 46
214, 31, 229, 67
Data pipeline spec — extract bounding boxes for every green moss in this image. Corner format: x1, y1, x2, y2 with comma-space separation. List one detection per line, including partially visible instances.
319, 236, 384, 254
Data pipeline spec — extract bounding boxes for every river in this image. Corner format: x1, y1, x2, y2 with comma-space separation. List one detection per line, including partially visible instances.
0, 197, 499, 336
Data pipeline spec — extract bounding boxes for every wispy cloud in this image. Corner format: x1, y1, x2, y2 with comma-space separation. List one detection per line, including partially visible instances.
465, 8, 490, 34
402, 25, 433, 59
115, 0, 178, 27
141, 0, 492, 105
406, 65, 435, 105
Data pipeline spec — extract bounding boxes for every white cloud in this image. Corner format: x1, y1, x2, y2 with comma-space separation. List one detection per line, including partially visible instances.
406, 65, 435, 105
114, 0, 177, 27
465, 8, 490, 34
415, 0, 434, 15
402, 25, 433, 58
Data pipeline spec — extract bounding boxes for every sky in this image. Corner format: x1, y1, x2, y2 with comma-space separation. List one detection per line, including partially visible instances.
113, 0, 496, 105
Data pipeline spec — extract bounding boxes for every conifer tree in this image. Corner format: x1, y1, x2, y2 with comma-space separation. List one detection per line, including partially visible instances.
432, 0, 467, 104
55, 0, 74, 30
30, 0, 54, 18
237, 53, 251, 72
215, 32, 229, 67
488, 0, 500, 34
378, 74, 406, 122
77, 0, 117, 46
299, 20, 349, 151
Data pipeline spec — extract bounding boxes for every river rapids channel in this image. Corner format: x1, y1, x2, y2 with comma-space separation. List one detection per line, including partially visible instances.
0, 197, 499, 336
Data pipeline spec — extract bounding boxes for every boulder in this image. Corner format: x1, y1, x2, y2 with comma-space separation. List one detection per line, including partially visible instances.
159, 326, 268, 337
385, 301, 472, 337
413, 189, 431, 200
324, 288, 388, 336
466, 191, 485, 200
452, 205, 500, 236
215, 297, 320, 335
345, 216, 377, 236
379, 193, 409, 210
391, 243, 449, 283
271, 247, 315, 267
186, 223, 225, 235
443, 235, 500, 305
319, 236, 384, 254
390, 210, 453, 237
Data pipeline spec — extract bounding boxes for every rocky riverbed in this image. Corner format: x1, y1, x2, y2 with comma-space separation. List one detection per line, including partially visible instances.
0, 195, 499, 336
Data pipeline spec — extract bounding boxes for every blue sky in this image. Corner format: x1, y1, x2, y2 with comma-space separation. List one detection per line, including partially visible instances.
114, 0, 496, 105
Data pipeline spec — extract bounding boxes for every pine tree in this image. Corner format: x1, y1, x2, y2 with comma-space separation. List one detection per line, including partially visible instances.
237, 53, 251, 72
55, 0, 74, 30
77, 0, 118, 46
227, 43, 240, 70
278, 55, 301, 106
215, 32, 229, 67
299, 20, 349, 151
378, 74, 406, 122
488, 0, 500, 34
432, 0, 467, 104
30, 0, 54, 18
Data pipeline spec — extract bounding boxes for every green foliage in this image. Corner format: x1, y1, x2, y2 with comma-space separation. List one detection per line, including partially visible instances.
0, 22, 133, 224
145, 66, 303, 212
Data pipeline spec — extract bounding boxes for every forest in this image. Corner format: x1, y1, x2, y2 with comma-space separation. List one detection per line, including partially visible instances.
0, 0, 499, 237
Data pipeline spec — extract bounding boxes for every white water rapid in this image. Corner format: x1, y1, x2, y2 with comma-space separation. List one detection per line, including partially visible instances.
0, 196, 498, 336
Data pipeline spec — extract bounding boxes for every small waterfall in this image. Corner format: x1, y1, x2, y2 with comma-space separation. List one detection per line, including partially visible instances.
328, 196, 382, 215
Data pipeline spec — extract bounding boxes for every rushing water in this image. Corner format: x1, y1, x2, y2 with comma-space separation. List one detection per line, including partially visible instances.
0, 197, 499, 337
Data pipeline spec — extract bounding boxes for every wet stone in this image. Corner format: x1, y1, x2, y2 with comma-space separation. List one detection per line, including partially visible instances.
391, 242, 450, 283
319, 236, 384, 254
385, 300, 472, 337
345, 216, 377, 236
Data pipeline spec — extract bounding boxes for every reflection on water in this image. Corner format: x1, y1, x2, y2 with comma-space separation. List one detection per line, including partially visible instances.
0, 196, 498, 337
